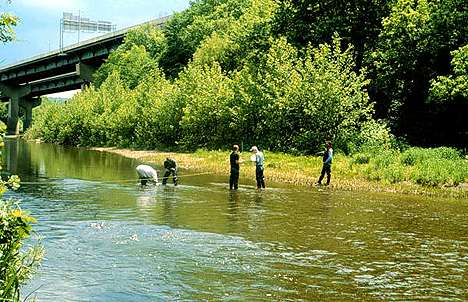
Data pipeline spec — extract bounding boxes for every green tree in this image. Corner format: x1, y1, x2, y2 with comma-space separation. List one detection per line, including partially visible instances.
233, 37, 374, 153
371, 0, 467, 146
179, 63, 237, 148
429, 45, 468, 104
273, 0, 391, 69
158, 0, 253, 78
427, 45, 468, 146
192, 0, 277, 72
94, 44, 158, 89
0, 0, 18, 43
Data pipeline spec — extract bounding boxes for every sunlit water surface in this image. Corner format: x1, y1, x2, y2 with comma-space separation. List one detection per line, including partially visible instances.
2, 139, 468, 301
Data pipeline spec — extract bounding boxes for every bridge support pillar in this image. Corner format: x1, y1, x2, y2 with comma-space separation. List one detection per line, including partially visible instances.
0, 83, 31, 136
20, 97, 42, 131
76, 62, 96, 89
8, 96, 20, 135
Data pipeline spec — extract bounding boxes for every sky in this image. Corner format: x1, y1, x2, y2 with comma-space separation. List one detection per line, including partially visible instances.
0, 0, 190, 97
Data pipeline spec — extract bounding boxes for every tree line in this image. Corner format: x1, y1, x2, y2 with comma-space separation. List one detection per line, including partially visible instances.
26, 0, 467, 153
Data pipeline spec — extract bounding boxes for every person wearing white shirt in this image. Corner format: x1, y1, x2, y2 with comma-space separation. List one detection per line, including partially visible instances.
136, 164, 158, 185
250, 146, 265, 189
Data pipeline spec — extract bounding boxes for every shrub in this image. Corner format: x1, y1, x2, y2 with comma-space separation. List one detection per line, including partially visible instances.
401, 147, 461, 166
0, 176, 43, 302
352, 153, 370, 164
382, 163, 405, 184
411, 159, 467, 187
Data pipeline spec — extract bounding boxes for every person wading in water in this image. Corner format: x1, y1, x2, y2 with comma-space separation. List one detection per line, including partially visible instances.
316, 141, 333, 186
162, 157, 178, 186
136, 164, 158, 185
229, 144, 242, 190
250, 146, 265, 189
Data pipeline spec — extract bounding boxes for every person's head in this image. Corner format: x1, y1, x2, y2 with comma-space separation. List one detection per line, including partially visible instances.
325, 140, 332, 149
232, 144, 239, 152
250, 146, 258, 153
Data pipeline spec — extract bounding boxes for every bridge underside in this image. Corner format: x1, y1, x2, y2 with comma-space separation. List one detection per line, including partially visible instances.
0, 16, 168, 136
0, 38, 120, 135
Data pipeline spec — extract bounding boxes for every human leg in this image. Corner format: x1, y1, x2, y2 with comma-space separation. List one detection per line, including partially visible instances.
162, 169, 171, 185
172, 170, 178, 186
256, 167, 265, 189
317, 165, 326, 184
326, 165, 331, 185
230, 169, 239, 190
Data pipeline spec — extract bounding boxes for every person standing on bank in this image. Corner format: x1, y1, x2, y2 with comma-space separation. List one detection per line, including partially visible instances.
316, 141, 333, 186
250, 146, 265, 189
136, 164, 158, 185
162, 157, 178, 186
229, 144, 242, 190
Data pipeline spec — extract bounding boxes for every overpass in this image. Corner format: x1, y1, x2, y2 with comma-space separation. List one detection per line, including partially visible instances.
0, 16, 168, 135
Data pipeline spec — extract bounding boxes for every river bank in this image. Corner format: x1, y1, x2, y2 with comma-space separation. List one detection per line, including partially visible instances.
92, 147, 468, 199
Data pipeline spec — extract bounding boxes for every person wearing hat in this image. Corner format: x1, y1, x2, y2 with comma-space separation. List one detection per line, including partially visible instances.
136, 164, 158, 185
316, 141, 333, 186
250, 146, 265, 189
162, 157, 178, 186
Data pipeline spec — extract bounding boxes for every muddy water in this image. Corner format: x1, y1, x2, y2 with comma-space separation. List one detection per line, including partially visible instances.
3, 139, 468, 301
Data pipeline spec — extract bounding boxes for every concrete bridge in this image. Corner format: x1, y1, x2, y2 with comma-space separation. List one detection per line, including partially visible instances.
0, 16, 167, 135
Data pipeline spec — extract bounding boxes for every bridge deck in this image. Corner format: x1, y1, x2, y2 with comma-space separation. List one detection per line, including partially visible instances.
0, 16, 168, 74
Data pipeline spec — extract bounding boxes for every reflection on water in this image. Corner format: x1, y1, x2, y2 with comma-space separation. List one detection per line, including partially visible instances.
2, 139, 468, 301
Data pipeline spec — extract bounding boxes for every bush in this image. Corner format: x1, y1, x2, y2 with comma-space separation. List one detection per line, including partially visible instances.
0, 176, 43, 302
382, 163, 405, 184
401, 147, 461, 166
352, 153, 370, 164
345, 120, 395, 154
410, 159, 466, 187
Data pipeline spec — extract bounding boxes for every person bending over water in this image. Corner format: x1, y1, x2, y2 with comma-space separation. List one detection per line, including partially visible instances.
136, 164, 158, 185
162, 157, 178, 186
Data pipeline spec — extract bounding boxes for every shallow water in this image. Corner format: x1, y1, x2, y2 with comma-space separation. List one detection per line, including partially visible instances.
2, 139, 468, 301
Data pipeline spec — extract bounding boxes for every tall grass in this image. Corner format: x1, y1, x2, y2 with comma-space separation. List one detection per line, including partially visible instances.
352, 147, 468, 187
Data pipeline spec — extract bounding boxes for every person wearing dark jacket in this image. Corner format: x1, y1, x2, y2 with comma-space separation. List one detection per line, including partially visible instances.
316, 141, 333, 186
162, 157, 178, 186
229, 145, 242, 190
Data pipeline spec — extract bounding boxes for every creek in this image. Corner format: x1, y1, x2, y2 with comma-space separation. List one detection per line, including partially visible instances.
2, 139, 468, 301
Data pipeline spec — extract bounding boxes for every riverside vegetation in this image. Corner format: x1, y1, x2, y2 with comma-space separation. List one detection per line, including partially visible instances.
19, 0, 467, 196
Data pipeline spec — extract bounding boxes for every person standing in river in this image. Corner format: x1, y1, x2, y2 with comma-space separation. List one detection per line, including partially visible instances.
162, 157, 178, 186
316, 141, 333, 186
229, 144, 242, 190
250, 146, 265, 189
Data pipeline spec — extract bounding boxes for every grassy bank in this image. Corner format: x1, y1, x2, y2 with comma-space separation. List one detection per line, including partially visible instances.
92, 147, 468, 199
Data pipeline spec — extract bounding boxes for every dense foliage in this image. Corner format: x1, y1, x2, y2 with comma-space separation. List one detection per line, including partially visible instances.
28, 0, 382, 154
275, 0, 467, 147
27, 0, 467, 153
0, 0, 18, 44
0, 171, 42, 301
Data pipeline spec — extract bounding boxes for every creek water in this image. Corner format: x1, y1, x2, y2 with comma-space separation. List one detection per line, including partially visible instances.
2, 139, 468, 301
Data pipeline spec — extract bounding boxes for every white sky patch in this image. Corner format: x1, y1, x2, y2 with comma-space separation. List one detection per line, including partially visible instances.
17, 0, 81, 11
46, 89, 80, 99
